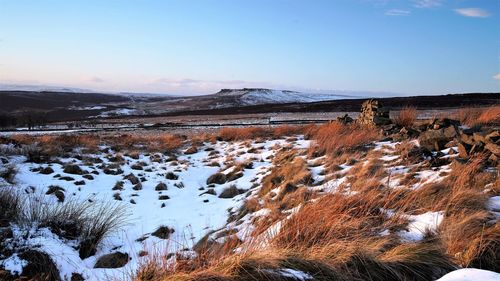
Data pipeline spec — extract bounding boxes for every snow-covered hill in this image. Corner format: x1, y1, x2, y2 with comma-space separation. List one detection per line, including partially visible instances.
214, 88, 356, 106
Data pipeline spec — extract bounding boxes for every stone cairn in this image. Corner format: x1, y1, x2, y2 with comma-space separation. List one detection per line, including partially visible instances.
357, 99, 392, 126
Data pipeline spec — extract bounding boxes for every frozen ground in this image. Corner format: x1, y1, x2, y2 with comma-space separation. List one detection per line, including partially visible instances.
0, 135, 498, 280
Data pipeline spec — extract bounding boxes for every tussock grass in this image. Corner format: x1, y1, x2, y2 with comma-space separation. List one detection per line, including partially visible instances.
0, 189, 128, 260
394, 106, 418, 127
308, 122, 380, 156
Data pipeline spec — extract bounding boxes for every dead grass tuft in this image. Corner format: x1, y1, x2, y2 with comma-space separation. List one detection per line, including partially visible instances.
394, 106, 418, 127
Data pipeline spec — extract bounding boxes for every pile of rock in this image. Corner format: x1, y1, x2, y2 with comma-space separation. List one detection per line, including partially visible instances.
458, 129, 499, 162
357, 99, 392, 126
417, 118, 460, 151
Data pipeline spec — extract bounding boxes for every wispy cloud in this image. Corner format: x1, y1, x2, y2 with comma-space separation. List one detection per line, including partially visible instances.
385, 9, 411, 16
455, 8, 491, 18
494, 74, 500, 80
413, 0, 442, 8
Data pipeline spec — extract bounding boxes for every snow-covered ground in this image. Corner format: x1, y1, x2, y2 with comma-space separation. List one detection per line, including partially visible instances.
0, 135, 498, 281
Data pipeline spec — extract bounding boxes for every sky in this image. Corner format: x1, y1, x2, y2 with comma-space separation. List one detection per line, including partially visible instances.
0, 0, 499, 96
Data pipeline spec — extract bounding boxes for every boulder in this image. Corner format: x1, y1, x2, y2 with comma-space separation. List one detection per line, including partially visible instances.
94, 252, 129, 268
155, 182, 168, 191
418, 125, 459, 151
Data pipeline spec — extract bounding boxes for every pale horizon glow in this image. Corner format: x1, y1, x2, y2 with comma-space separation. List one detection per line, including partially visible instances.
0, 0, 499, 95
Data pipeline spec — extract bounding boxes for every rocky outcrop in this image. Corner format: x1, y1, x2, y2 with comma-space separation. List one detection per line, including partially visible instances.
417, 119, 460, 151
357, 99, 391, 126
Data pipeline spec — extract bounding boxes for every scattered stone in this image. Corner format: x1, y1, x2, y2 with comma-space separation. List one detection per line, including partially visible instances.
113, 193, 122, 201
206, 172, 227, 185
131, 164, 144, 170
184, 146, 198, 155
418, 121, 459, 151
82, 174, 94, 180
151, 226, 174, 239
63, 164, 83, 175
336, 114, 354, 125
124, 173, 140, 185
113, 181, 125, 191
71, 273, 85, 281
130, 199, 136, 204
74, 180, 85, 186
59, 176, 75, 181
155, 182, 168, 191
165, 172, 178, 180
94, 252, 129, 268
218, 185, 245, 199
227, 171, 244, 182
39, 166, 54, 175
158, 195, 170, 200
133, 182, 142, 191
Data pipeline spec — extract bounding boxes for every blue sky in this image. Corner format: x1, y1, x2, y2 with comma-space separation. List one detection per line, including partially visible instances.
0, 0, 499, 95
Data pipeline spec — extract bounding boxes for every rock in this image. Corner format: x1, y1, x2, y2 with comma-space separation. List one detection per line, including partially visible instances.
457, 142, 471, 158
357, 99, 392, 126
165, 172, 178, 180
74, 180, 85, 186
227, 171, 244, 182
459, 133, 475, 145
131, 164, 143, 170
218, 185, 245, 198
19, 250, 61, 281
158, 195, 170, 200
63, 164, 83, 175
59, 176, 75, 181
184, 146, 198, 155
486, 131, 499, 144
82, 174, 94, 180
94, 252, 129, 268
473, 131, 488, 143
124, 173, 140, 185
71, 273, 85, 281
151, 226, 174, 239
418, 125, 459, 151
336, 114, 353, 125
485, 143, 500, 156
39, 166, 54, 175
54, 190, 65, 202
113, 181, 124, 190
133, 182, 142, 190
155, 182, 168, 191
206, 173, 227, 185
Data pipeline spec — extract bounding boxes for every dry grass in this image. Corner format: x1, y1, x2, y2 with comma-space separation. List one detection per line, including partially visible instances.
216, 125, 306, 142
454, 105, 500, 126
308, 122, 380, 156
394, 106, 418, 127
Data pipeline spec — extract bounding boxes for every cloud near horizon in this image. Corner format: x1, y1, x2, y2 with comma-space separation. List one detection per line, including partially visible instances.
494, 74, 500, 80
454, 8, 491, 18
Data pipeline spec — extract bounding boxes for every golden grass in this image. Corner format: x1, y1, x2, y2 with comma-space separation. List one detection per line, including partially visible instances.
394, 106, 418, 127
308, 122, 380, 156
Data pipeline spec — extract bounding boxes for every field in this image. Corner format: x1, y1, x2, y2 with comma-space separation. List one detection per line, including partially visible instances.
0, 104, 499, 281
